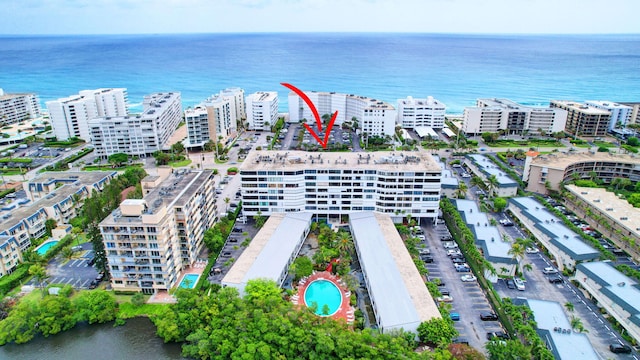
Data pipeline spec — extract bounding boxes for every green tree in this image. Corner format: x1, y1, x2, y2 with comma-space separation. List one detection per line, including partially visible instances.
626, 136, 639, 147
417, 317, 458, 347
485, 174, 499, 198
508, 242, 525, 276
171, 142, 185, 156
152, 150, 171, 166
492, 197, 507, 212
74, 290, 118, 324
88, 224, 108, 275
290, 256, 313, 281
37, 296, 77, 337
456, 181, 468, 199
253, 210, 266, 229
29, 264, 49, 297
45, 219, 57, 237
486, 339, 531, 359
564, 301, 575, 312
224, 197, 231, 212
107, 152, 129, 167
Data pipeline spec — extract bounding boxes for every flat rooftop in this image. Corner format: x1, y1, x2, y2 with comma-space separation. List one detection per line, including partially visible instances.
524, 298, 599, 360
240, 150, 441, 172
30, 171, 116, 186
551, 100, 611, 115
478, 98, 557, 112
466, 154, 519, 187
528, 151, 640, 170
509, 197, 600, 260
452, 199, 513, 263
577, 261, 640, 328
585, 100, 632, 110
222, 212, 312, 286
565, 185, 640, 239
434, 156, 459, 189
350, 212, 441, 331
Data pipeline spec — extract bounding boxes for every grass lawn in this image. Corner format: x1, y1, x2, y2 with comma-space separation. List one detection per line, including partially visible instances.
594, 141, 618, 148
170, 159, 192, 167
571, 143, 592, 148
118, 302, 167, 319
487, 139, 564, 148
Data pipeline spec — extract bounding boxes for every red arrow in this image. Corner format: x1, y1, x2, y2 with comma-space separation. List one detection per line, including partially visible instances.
281, 82, 338, 149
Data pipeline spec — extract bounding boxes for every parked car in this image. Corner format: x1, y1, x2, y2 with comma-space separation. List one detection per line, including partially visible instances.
486, 331, 509, 340
609, 343, 632, 354
525, 247, 539, 254
437, 295, 454, 303
542, 266, 558, 274
548, 274, 563, 283
460, 274, 477, 282
505, 278, 516, 289
455, 264, 471, 272
514, 278, 525, 291
461, 173, 471, 178
87, 257, 95, 266
232, 228, 243, 233
443, 242, 458, 249
439, 288, 450, 296
450, 312, 460, 321
452, 338, 469, 345
480, 311, 499, 321
446, 249, 462, 257
452, 257, 466, 264
414, 234, 426, 241
422, 255, 434, 263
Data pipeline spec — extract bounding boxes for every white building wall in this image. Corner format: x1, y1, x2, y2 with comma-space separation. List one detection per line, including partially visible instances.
220, 87, 246, 121
396, 96, 446, 129
0, 93, 41, 125
585, 101, 633, 131
246, 91, 279, 131
79, 88, 128, 117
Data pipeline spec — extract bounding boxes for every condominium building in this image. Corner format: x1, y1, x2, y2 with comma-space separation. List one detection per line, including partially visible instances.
0, 89, 41, 125
0, 235, 22, 277
584, 101, 632, 131
185, 92, 238, 148
550, 100, 610, 137
288, 91, 397, 137
575, 261, 640, 344
523, 151, 640, 194
461, 99, 567, 136
100, 169, 216, 293
47, 88, 128, 141
464, 154, 519, 197
239, 150, 441, 222
620, 102, 640, 125
246, 91, 278, 131
396, 96, 446, 129
89, 92, 182, 158
220, 87, 246, 122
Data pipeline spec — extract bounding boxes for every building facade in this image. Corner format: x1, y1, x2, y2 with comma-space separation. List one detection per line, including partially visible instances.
185, 91, 239, 148
100, 169, 216, 293
246, 91, 278, 131
288, 91, 397, 137
0, 89, 41, 126
461, 99, 567, 136
584, 101, 632, 131
239, 150, 441, 222
89, 92, 182, 158
464, 154, 519, 197
396, 96, 446, 129
47, 88, 128, 141
523, 151, 640, 194
550, 100, 610, 137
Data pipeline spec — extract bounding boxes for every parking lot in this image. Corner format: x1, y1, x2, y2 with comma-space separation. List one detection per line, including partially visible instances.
207, 219, 260, 284
40, 242, 103, 290
420, 222, 504, 352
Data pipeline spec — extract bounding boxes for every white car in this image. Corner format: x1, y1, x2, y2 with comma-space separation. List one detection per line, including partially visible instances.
542, 267, 558, 274
437, 295, 454, 303
414, 234, 426, 241
443, 242, 458, 249
525, 247, 539, 254
447, 249, 462, 257
514, 278, 525, 291
460, 274, 477, 282
461, 173, 471, 178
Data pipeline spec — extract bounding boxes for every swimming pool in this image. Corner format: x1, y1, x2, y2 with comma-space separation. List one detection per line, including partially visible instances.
179, 274, 199, 289
304, 279, 342, 316
35, 240, 59, 256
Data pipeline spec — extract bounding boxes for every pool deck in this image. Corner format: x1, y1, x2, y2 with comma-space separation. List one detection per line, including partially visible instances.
293, 271, 355, 324
147, 258, 208, 304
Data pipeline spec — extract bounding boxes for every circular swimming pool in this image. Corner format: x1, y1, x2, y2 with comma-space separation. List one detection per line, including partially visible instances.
304, 279, 342, 316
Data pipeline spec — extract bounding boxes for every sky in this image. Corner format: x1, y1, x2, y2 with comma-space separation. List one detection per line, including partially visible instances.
2, 0, 639, 35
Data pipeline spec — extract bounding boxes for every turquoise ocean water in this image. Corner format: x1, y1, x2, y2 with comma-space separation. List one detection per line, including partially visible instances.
1, 33, 639, 114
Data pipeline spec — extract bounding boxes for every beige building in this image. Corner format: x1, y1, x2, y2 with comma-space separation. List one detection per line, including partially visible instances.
0, 89, 41, 126
100, 169, 216, 294
524, 151, 640, 194
550, 100, 610, 137
564, 185, 640, 261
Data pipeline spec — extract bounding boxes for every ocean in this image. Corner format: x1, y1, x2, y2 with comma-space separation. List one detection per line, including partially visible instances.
1, 33, 639, 114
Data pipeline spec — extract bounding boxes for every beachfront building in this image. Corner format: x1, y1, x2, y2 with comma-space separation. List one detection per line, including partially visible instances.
584, 101, 632, 131
550, 100, 610, 138
89, 92, 182, 158
461, 99, 567, 136
246, 91, 278, 131
523, 151, 640, 194
508, 197, 600, 271
350, 212, 441, 334
287, 91, 397, 137
0, 89, 41, 126
221, 212, 312, 296
513, 298, 599, 360
396, 96, 446, 129
620, 102, 640, 125
575, 261, 640, 343
100, 169, 216, 294
451, 199, 516, 281
464, 154, 519, 197
563, 185, 640, 261
185, 94, 238, 148
47, 88, 128, 141
239, 150, 441, 223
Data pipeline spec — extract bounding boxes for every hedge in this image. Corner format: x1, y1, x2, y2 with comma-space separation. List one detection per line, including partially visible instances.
42, 235, 75, 262
0, 263, 32, 297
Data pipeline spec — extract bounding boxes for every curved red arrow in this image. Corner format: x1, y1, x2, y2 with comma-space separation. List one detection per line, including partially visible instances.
281, 82, 338, 149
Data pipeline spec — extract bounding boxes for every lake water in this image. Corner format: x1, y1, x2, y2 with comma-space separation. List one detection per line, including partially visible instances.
0, 317, 183, 360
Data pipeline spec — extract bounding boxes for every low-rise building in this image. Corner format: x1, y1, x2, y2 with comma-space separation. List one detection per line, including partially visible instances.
350, 212, 440, 334
25, 171, 116, 201
523, 151, 640, 194
0, 235, 22, 277
464, 154, 519, 197
221, 212, 312, 296
550, 100, 610, 138
434, 156, 459, 198
515, 298, 599, 360
575, 261, 640, 344
239, 150, 441, 222
508, 197, 600, 271
246, 91, 278, 131
0, 89, 41, 126
451, 199, 516, 281
396, 96, 446, 129
100, 169, 216, 293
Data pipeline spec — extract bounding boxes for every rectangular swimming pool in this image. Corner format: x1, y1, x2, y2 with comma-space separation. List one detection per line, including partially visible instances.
179, 274, 199, 289
35, 240, 59, 256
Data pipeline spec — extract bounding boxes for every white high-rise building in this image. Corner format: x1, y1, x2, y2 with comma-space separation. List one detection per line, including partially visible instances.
462, 98, 567, 136
46, 88, 128, 141
185, 91, 240, 147
396, 96, 446, 129
246, 91, 278, 131
89, 92, 181, 158
220, 87, 246, 122
584, 101, 633, 131
0, 89, 41, 125
288, 91, 396, 137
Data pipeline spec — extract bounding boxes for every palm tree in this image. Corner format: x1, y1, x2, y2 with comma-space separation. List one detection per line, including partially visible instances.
29, 264, 49, 297
564, 301, 575, 312
456, 181, 468, 199
508, 242, 525, 276
224, 197, 231, 212
470, 175, 484, 190
485, 174, 499, 198
570, 315, 588, 333
335, 231, 353, 256
522, 263, 533, 273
